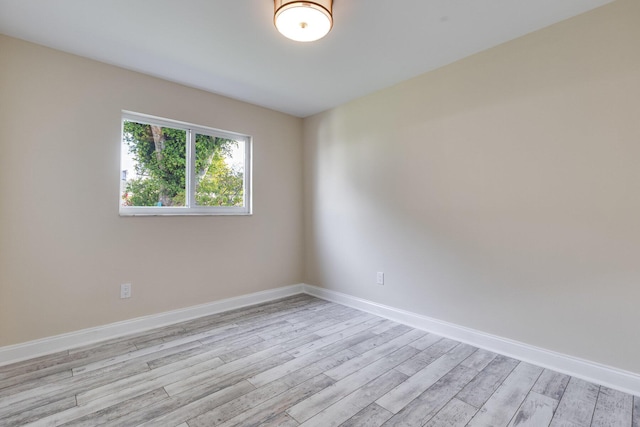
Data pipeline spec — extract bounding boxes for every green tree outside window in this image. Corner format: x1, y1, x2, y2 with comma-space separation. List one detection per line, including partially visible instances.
122, 121, 244, 207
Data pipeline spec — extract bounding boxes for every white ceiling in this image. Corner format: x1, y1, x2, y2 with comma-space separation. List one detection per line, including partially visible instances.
0, 0, 613, 117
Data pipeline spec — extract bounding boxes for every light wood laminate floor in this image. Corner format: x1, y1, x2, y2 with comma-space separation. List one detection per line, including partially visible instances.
0, 294, 638, 426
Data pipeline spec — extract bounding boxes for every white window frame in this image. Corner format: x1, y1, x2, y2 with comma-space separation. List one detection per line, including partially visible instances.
119, 111, 252, 216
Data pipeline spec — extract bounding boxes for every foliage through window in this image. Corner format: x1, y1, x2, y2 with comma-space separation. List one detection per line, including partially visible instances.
120, 112, 251, 215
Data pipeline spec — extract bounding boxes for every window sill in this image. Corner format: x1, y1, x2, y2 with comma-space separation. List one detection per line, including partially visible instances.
119, 207, 252, 216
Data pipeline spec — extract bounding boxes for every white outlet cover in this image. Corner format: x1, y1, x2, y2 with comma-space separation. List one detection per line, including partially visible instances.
120, 283, 132, 298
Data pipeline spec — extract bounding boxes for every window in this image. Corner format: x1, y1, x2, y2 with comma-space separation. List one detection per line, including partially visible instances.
120, 112, 251, 216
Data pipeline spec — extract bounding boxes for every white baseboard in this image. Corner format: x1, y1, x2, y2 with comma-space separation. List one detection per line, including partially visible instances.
0, 284, 304, 367
302, 284, 640, 397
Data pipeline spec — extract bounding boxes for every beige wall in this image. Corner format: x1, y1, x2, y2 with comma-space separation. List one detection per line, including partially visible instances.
0, 36, 304, 346
304, 0, 640, 373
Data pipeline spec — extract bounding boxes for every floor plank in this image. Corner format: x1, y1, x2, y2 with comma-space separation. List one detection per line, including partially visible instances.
59, 387, 169, 427
0, 350, 69, 378
389, 346, 500, 426
287, 346, 419, 423
185, 350, 356, 427
376, 343, 477, 414
299, 369, 408, 427
134, 380, 254, 427
0, 361, 150, 420
215, 374, 335, 427
407, 333, 443, 351
164, 347, 290, 397
187, 377, 298, 426
348, 324, 414, 355
591, 386, 633, 427
460, 348, 498, 372
455, 354, 520, 409
287, 317, 385, 358
339, 403, 394, 427
382, 363, 479, 426
0, 369, 73, 399
258, 412, 300, 427
324, 329, 426, 381
508, 391, 558, 427
395, 338, 459, 377
0, 395, 77, 426
466, 362, 543, 427
423, 398, 477, 427
531, 369, 571, 401
549, 377, 600, 427
77, 353, 226, 404
147, 334, 263, 369
0, 342, 137, 391
248, 329, 374, 388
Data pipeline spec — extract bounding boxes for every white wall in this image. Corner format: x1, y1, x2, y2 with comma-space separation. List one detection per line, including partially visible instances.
303, 0, 640, 373
0, 35, 304, 346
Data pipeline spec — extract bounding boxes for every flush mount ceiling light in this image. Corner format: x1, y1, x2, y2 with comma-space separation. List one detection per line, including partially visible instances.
274, 0, 333, 42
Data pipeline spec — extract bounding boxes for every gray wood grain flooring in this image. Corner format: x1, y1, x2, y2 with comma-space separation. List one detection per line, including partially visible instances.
0, 294, 637, 426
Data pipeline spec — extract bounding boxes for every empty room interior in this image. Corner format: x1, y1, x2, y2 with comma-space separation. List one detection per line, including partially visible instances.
0, 0, 639, 425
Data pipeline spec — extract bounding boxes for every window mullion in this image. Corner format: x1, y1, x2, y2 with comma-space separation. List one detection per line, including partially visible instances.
244, 138, 252, 212
187, 129, 196, 208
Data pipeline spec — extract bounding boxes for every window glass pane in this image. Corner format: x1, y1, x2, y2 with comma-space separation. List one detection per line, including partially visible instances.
194, 134, 245, 207
121, 120, 187, 207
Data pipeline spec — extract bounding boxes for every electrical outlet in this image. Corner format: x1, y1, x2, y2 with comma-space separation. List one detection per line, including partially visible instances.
120, 283, 132, 299
376, 272, 384, 285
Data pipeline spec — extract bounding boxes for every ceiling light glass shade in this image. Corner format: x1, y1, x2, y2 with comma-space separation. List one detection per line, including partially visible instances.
274, 0, 333, 42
